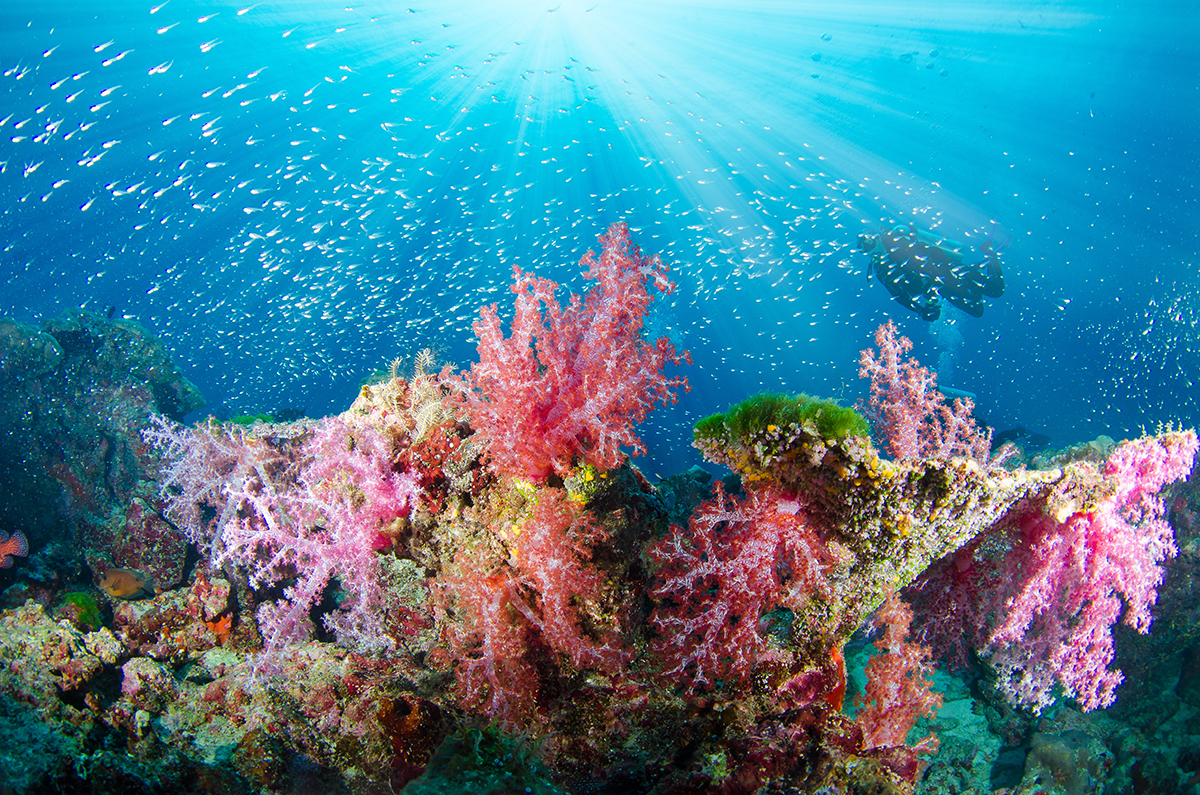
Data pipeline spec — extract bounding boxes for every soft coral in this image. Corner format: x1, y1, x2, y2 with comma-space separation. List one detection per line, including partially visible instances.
462, 222, 688, 480
648, 482, 836, 695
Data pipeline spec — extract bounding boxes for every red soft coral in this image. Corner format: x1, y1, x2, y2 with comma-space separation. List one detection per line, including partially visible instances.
855, 594, 942, 753
436, 555, 539, 729
648, 482, 835, 696
435, 488, 629, 728
463, 222, 688, 480
513, 489, 629, 675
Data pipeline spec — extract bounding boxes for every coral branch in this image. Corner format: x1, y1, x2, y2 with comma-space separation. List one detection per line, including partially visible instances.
855, 594, 942, 753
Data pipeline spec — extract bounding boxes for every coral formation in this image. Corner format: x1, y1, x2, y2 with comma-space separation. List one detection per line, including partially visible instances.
0, 228, 1197, 795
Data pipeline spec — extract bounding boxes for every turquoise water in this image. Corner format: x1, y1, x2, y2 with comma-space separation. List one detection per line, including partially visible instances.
2, 0, 1197, 469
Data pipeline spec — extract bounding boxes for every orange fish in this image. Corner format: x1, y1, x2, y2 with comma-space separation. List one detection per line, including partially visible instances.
0, 530, 28, 568
97, 567, 157, 600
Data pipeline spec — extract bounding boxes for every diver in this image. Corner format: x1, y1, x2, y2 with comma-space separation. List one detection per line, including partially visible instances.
858, 223, 1005, 321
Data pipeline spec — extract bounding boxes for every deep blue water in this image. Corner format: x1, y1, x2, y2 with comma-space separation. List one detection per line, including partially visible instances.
2, 0, 1197, 473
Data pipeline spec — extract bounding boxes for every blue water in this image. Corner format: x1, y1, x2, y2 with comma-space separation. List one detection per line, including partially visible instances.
2, 0, 1197, 473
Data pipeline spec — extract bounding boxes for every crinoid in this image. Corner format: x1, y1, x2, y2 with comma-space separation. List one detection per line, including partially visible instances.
408, 348, 452, 441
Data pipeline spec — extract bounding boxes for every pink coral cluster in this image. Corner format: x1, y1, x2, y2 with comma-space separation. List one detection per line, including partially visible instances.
144, 415, 423, 664
859, 321, 992, 461
986, 431, 1197, 711
462, 222, 688, 480
913, 430, 1198, 712
648, 482, 837, 695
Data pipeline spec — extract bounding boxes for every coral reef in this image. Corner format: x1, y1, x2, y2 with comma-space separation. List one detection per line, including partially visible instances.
1, 229, 1197, 795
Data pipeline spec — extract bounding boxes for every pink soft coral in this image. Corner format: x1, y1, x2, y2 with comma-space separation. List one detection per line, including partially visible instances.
648, 483, 835, 695
913, 431, 1198, 712
145, 415, 422, 665
858, 321, 992, 461
462, 222, 688, 480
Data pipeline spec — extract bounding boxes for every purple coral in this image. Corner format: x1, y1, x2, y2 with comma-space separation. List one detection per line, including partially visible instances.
145, 415, 422, 666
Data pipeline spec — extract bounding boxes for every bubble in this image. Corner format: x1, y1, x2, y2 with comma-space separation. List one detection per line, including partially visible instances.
811, 52, 822, 62
820, 32, 833, 41
940, 68, 949, 76
899, 52, 914, 63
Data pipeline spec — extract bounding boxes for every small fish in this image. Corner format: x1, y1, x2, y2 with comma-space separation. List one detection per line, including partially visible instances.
97, 567, 157, 600
157, 21, 179, 34
102, 49, 133, 66
0, 530, 28, 568
94, 40, 114, 53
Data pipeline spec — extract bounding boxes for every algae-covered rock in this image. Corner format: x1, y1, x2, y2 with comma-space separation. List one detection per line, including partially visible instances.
0, 310, 202, 573
0, 318, 62, 379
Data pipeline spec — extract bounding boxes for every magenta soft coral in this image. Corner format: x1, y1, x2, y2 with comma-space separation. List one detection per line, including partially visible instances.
984, 431, 1198, 711
913, 431, 1198, 712
463, 222, 688, 480
648, 482, 836, 695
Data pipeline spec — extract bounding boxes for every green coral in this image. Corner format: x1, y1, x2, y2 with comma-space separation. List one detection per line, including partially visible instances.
694, 392, 869, 445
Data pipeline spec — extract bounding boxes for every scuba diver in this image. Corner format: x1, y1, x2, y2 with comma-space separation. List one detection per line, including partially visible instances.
857, 223, 1005, 321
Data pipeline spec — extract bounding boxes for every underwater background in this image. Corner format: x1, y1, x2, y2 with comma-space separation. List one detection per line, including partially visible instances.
4, 3, 1200, 795
3, 0, 1198, 468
